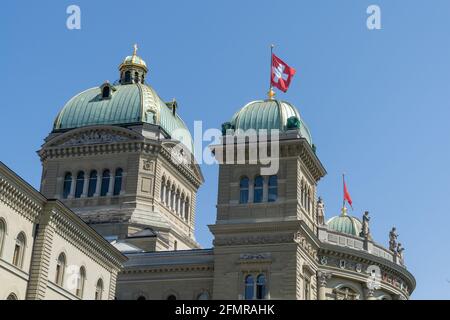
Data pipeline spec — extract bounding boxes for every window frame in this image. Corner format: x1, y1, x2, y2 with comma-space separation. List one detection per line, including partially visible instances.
63, 172, 72, 199
55, 252, 66, 287
87, 170, 98, 197
95, 278, 104, 300
100, 169, 110, 197
268, 175, 278, 203
113, 168, 123, 196
12, 232, 26, 269
239, 176, 250, 204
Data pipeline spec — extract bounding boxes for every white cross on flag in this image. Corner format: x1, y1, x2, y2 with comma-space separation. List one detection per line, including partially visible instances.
271, 54, 296, 93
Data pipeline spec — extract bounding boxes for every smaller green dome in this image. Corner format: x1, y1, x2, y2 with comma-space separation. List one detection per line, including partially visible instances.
327, 208, 362, 236
122, 55, 147, 70
228, 100, 312, 145
120, 45, 148, 72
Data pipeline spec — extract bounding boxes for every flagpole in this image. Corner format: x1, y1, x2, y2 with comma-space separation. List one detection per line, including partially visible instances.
268, 44, 275, 100
342, 173, 345, 209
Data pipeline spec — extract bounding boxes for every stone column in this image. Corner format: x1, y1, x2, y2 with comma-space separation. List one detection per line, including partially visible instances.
120, 172, 127, 195
94, 171, 102, 197
81, 174, 89, 198
317, 271, 331, 300
68, 172, 76, 199
107, 174, 114, 196
177, 196, 181, 216
248, 178, 254, 203
180, 199, 185, 219
263, 176, 269, 202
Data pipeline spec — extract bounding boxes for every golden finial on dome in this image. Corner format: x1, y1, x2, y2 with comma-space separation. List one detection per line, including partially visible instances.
341, 206, 348, 216
133, 43, 138, 56
268, 87, 275, 100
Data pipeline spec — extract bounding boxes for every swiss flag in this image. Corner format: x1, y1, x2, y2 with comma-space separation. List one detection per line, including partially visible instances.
343, 179, 353, 209
271, 54, 296, 92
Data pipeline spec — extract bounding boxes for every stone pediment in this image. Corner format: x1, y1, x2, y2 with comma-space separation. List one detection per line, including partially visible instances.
46, 126, 143, 148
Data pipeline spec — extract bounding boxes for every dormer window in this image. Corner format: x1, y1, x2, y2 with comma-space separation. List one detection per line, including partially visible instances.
99, 82, 115, 100
102, 86, 110, 99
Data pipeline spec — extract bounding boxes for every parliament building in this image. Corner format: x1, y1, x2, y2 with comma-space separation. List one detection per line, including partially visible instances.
0, 47, 415, 300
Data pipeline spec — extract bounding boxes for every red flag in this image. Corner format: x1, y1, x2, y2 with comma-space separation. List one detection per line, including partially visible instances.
343, 177, 353, 209
271, 54, 296, 92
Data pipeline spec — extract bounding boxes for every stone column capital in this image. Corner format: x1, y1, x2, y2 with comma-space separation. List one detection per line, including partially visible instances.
317, 271, 332, 287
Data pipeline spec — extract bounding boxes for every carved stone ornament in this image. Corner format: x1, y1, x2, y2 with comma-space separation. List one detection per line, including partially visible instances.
58, 130, 130, 147
239, 253, 271, 261
355, 263, 363, 273
143, 160, 154, 171
317, 271, 332, 287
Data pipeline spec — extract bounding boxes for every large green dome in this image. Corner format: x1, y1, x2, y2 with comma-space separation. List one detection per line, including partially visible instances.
53, 83, 193, 152
228, 100, 312, 145
327, 208, 362, 236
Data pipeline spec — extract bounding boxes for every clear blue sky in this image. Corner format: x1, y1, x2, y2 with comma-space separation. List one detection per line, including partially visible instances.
1, 0, 449, 299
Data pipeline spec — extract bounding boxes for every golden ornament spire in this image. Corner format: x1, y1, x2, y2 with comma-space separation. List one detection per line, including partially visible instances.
133, 44, 138, 56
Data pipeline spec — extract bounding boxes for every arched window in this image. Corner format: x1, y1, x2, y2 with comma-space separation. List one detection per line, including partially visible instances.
0, 219, 5, 257
76, 266, 86, 298
6, 293, 18, 300
307, 189, 312, 214
268, 176, 278, 202
88, 170, 98, 197
239, 177, 249, 204
175, 191, 180, 214
185, 198, 190, 221
160, 178, 165, 203
113, 168, 123, 196
170, 187, 175, 210
55, 253, 66, 286
102, 86, 110, 99
100, 170, 110, 197
165, 182, 170, 206
75, 171, 85, 198
244, 275, 254, 300
134, 72, 139, 83
124, 71, 131, 83
256, 274, 266, 300
334, 286, 359, 300
95, 279, 104, 300
180, 194, 185, 218
254, 176, 264, 203
63, 172, 72, 199
167, 294, 177, 300
12, 232, 26, 268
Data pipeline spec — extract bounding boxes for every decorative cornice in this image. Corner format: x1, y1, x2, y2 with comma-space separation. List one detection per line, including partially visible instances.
0, 163, 44, 222
318, 246, 415, 295
46, 201, 127, 270
121, 264, 213, 274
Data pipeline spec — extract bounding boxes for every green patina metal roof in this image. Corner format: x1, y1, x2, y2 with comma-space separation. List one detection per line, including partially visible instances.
229, 100, 312, 145
53, 83, 193, 152
327, 210, 362, 236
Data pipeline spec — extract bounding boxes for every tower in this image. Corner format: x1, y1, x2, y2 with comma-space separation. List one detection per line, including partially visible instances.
209, 99, 326, 299
38, 47, 203, 252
